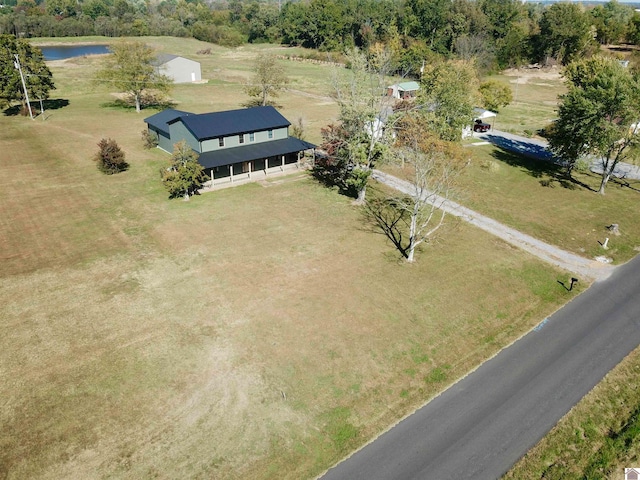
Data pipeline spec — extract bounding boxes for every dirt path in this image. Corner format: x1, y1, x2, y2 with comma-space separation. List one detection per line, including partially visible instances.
372, 170, 615, 281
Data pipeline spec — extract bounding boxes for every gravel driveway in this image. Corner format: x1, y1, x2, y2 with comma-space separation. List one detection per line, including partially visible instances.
371, 170, 615, 281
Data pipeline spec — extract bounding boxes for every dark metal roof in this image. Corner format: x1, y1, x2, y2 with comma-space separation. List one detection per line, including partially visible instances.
197, 137, 316, 169
170, 106, 292, 141
143, 109, 192, 137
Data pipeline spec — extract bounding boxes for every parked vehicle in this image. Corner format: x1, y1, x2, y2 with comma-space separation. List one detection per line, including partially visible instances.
473, 119, 491, 132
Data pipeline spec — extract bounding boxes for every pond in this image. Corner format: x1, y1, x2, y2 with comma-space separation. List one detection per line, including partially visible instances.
40, 44, 110, 61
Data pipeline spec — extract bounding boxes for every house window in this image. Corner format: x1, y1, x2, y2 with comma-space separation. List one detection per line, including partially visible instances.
218, 137, 224, 147
268, 129, 273, 139
249, 132, 255, 142
239, 134, 245, 144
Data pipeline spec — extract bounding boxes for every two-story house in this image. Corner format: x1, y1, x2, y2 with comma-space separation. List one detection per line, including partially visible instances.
144, 106, 316, 185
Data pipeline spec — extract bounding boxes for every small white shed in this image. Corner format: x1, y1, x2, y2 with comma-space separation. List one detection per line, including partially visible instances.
153, 54, 202, 84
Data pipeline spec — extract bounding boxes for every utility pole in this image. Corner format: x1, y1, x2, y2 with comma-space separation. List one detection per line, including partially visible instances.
13, 54, 34, 120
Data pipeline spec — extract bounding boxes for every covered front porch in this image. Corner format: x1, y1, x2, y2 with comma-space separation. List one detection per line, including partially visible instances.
202, 152, 305, 188
198, 136, 316, 190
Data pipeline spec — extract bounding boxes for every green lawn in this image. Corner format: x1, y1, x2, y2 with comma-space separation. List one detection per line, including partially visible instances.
0, 38, 580, 479
454, 145, 640, 264
383, 144, 640, 265
481, 69, 565, 137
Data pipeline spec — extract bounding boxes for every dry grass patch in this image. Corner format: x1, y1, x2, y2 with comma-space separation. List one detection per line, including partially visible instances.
1, 170, 573, 479
0, 38, 585, 479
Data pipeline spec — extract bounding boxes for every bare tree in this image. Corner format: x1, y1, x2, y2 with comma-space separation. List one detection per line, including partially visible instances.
453, 34, 495, 74
374, 116, 467, 262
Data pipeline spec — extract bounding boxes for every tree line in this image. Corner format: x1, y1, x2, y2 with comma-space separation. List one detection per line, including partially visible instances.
2, 0, 640, 70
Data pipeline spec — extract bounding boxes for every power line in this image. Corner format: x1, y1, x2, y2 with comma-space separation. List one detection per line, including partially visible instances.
13, 54, 33, 120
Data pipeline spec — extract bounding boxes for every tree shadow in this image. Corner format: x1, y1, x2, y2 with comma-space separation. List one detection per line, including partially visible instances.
3, 98, 70, 116
43, 99, 70, 110
483, 133, 555, 163
241, 98, 283, 109
360, 192, 410, 260
310, 156, 357, 199
490, 147, 596, 192
100, 97, 177, 111
611, 177, 640, 193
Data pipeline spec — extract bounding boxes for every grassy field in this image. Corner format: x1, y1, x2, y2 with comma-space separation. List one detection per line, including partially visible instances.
0, 37, 637, 479
455, 145, 640, 264
0, 37, 579, 479
483, 68, 565, 137
34, 36, 340, 145
385, 142, 640, 265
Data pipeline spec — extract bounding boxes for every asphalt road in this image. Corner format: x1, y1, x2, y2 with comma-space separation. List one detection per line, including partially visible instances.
321, 256, 640, 480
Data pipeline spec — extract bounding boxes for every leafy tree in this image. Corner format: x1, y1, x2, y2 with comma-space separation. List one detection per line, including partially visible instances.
535, 3, 596, 65
448, 0, 489, 42
279, 1, 310, 47
548, 56, 640, 194
81, 0, 110, 20
244, 54, 288, 107
479, 80, 512, 112
402, 0, 452, 54
590, 0, 633, 45
419, 59, 478, 142
245, 2, 280, 43
495, 20, 531, 69
481, 0, 523, 40
45, 0, 76, 18
626, 12, 640, 45
396, 38, 437, 77
95, 40, 171, 113
161, 140, 206, 200
0, 35, 55, 112
94, 138, 128, 174
320, 47, 394, 204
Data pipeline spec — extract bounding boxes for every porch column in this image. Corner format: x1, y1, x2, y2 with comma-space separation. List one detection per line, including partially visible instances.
264, 158, 268, 175
281, 155, 285, 171
230, 164, 234, 183
249, 161, 252, 178
297, 151, 301, 168
210, 169, 214, 186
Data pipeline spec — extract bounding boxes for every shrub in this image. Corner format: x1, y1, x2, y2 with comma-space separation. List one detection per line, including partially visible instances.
141, 129, 158, 149
94, 138, 128, 174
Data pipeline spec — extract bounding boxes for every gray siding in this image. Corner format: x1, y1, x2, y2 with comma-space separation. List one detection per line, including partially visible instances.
168, 121, 200, 152
153, 128, 173, 153
201, 127, 289, 153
